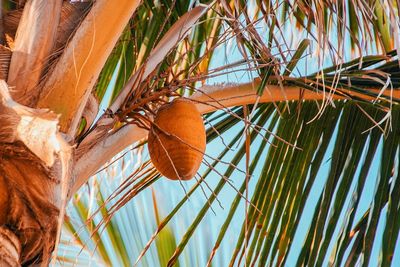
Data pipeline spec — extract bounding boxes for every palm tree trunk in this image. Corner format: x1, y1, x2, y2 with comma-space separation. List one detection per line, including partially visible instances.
0, 0, 141, 263
0, 227, 20, 267
0, 81, 71, 265
0, 143, 61, 265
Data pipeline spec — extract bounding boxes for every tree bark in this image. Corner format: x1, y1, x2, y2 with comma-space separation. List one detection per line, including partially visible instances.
0, 227, 20, 267
0, 143, 61, 265
0, 81, 72, 265
0, 1, 142, 264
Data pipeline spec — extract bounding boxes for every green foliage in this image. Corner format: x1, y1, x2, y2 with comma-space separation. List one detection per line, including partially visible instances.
61, 0, 400, 266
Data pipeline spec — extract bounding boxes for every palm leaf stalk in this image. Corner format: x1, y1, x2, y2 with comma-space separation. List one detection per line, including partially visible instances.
0, 0, 399, 266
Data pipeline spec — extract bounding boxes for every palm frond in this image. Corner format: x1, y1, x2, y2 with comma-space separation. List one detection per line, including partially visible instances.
62, 0, 400, 266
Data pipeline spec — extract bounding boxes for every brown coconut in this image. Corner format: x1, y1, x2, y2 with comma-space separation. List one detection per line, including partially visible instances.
148, 99, 206, 180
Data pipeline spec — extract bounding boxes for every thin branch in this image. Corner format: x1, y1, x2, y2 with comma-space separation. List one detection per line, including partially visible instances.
109, 5, 209, 112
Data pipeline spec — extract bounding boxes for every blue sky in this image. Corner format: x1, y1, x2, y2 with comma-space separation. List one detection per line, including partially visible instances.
59, 9, 400, 267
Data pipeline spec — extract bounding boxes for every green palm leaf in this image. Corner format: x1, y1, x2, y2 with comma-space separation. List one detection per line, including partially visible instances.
59, 0, 400, 266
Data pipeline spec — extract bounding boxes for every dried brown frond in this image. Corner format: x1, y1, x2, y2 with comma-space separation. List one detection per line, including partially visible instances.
0, 45, 11, 80
3, 9, 22, 39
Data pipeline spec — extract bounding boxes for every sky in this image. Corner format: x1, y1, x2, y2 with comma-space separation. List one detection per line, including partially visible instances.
58, 5, 400, 266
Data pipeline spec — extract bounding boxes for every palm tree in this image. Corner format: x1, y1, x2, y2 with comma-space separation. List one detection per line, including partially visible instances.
0, 0, 399, 266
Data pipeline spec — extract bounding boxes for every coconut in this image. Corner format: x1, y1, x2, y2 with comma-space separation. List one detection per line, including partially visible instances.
148, 99, 206, 180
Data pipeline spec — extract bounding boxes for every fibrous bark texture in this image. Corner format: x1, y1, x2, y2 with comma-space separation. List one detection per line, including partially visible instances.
0, 227, 20, 267
0, 143, 60, 265
0, 80, 72, 265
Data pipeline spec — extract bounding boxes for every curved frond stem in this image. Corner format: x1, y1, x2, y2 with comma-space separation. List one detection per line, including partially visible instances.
36, 0, 141, 136
8, 0, 62, 104
73, 77, 399, 195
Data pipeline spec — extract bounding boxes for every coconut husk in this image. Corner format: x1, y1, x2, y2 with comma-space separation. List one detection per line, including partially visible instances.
148, 99, 206, 181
